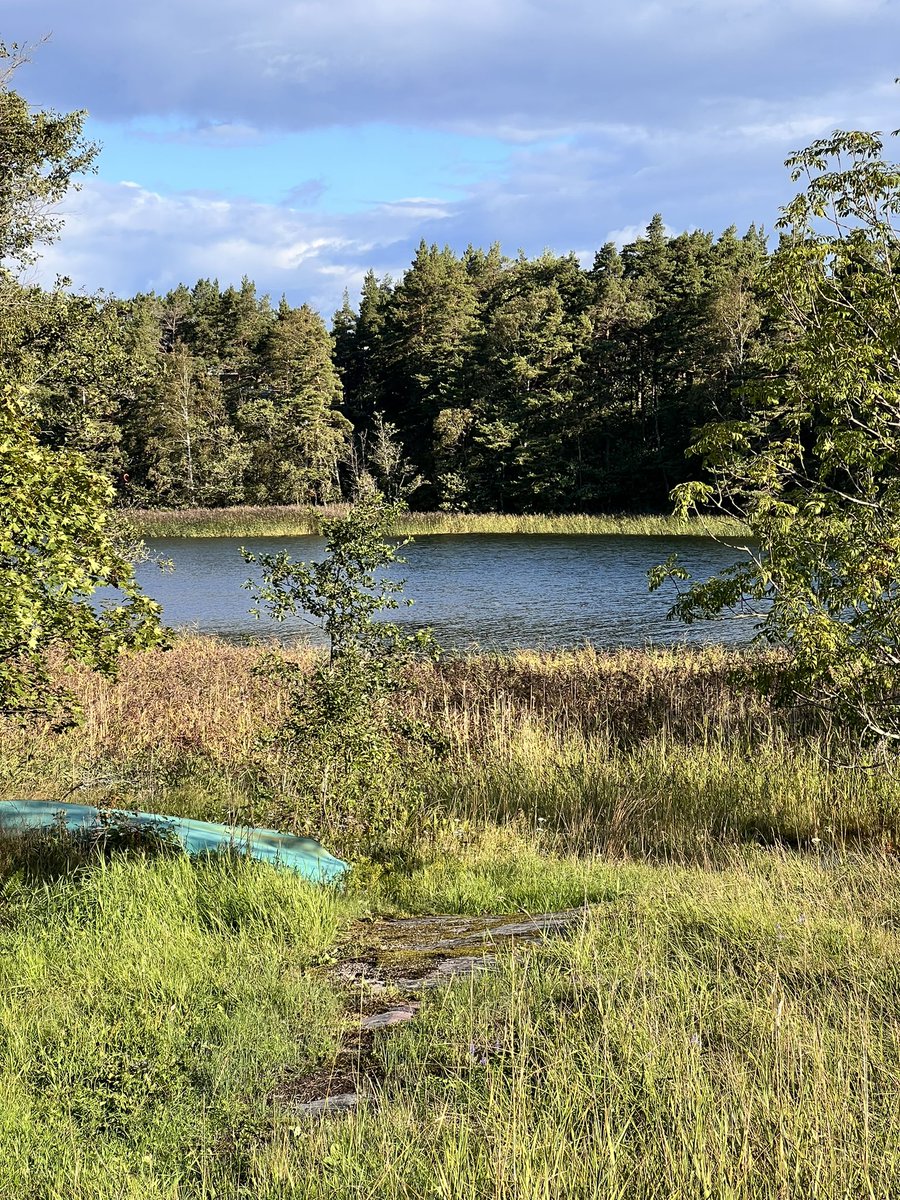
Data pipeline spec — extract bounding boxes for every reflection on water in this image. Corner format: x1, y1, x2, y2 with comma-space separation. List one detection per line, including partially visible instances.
135, 533, 758, 652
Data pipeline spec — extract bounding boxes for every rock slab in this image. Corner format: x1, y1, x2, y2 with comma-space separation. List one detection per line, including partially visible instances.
277, 906, 588, 1118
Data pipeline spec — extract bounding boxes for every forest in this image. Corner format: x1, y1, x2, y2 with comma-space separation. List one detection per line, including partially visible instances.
11, 217, 769, 513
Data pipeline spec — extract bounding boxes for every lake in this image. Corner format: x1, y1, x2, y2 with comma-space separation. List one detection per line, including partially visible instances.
136, 533, 758, 651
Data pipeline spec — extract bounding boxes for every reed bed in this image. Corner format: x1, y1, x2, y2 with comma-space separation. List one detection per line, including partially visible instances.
1, 637, 895, 859
404, 642, 791, 743
6, 640, 781, 766
126, 504, 747, 540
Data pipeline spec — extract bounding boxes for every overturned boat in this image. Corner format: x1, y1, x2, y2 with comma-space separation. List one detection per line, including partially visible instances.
0, 800, 348, 884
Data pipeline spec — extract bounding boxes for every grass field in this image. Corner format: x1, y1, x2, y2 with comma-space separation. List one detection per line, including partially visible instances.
2, 835, 899, 1198
125, 504, 749, 540
2, 639, 898, 1198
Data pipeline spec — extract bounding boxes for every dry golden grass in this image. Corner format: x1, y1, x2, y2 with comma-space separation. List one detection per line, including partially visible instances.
404, 642, 790, 744
4, 637, 886, 862
0, 638, 303, 804
11, 637, 784, 773
65, 636, 299, 762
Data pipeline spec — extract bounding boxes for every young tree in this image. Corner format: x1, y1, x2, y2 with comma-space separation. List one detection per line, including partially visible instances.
655, 129, 900, 745
1, 384, 163, 719
242, 493, 439, 852
243, 490, 410, 664
348, 412, 424, 502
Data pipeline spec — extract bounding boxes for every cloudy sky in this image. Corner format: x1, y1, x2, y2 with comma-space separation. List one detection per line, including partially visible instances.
8, 0, 900, 315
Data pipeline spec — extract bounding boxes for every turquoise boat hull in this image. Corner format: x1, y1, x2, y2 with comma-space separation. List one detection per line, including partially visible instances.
0, 800, 348, 885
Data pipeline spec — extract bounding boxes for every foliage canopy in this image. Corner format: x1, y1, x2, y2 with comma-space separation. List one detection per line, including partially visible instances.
0, 46, 162, 719
0, 388, 162, 718
0, 40, 97, 271
656, 129, 900, 744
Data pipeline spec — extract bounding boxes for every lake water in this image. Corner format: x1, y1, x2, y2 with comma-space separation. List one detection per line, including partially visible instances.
136, 534, 758, 651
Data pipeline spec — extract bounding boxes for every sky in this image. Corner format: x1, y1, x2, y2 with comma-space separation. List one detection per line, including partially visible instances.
7, 0, 900, 316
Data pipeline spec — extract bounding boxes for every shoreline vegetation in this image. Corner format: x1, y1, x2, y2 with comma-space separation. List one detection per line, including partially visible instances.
125, 504, 750, 540
1, 638, 891, 858
4, 637, 900, 1196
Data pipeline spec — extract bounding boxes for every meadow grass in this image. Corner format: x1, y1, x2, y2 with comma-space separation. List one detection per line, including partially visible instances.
126, 503, 748, 540
0, 847, 355, 1200
287, 845, 900, 1200
4, 835, 900, 1198
3, 638, 900, 1196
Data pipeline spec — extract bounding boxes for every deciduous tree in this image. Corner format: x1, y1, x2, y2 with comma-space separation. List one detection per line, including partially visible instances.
0, 41, 97, 271
0, 46, 163, 717
656, 130, 900, 746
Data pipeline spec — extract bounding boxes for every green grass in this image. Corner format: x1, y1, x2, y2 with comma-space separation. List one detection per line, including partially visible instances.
5, 835, 900, 1198
0, 848, 355, 1200
301, 846, 900, 1200
125, 503, 748, 540
419, 725, 900, 858
7, 718, 898, 866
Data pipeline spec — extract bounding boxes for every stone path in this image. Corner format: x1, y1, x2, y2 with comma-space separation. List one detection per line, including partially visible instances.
276, 907, 587, 1119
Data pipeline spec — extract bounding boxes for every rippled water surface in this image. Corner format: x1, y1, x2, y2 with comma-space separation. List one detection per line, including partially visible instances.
137, 534, 756, 651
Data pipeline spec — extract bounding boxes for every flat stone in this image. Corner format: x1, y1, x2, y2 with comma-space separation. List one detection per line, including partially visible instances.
359, 1003, 421, 1030
370, 908, 586, 955
290, 1092, 360, 1119
275, 906, 591, 1119
475, 911, 583, 941
332, 960, 380, 985
395, 954, 498, 991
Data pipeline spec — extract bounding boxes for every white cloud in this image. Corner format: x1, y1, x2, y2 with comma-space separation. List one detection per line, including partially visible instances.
134, 121, 270, 148
8, 0, 898, 138
33, 178, 456, 312
604, 222, 672, 248
9, 0, 900, 311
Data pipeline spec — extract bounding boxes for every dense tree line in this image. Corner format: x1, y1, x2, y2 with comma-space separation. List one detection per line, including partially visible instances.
7, 217, 771, 513
335, 219, 768, 510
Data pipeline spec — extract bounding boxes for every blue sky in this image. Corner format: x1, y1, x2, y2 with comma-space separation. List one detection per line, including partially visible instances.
90, 119, 511, 212
7, 0, 900, 315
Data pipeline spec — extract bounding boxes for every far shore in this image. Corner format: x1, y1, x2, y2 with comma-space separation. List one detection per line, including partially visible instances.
124, 504, 749, 540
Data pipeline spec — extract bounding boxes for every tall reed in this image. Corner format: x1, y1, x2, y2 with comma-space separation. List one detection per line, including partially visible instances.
1, 637, 894, 861
126, 505, 747, 540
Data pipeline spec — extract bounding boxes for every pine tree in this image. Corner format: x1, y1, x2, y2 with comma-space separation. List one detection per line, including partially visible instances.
239, 303, 350, 504
468, 254, 585, 510
381, 243, 480, 502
